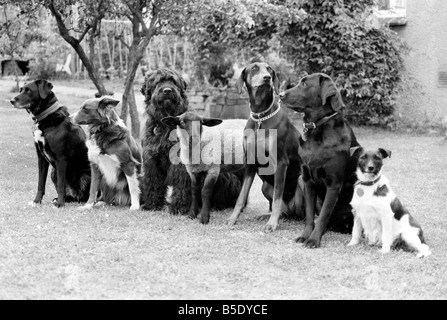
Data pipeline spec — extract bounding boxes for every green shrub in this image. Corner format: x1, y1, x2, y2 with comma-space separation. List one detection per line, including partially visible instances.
280, 0, 406, 126
184, 0, 406, 127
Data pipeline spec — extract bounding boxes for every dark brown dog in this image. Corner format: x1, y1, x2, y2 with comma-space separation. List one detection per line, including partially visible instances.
10, 80, 90, 207
280, 73, 360, 248
228, 62, 304, 231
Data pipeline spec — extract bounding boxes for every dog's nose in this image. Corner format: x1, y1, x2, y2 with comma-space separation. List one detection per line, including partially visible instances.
10, 99, 15, 106
367, 166, 375, 172
163, 88, 172, 94
264, 75, 272, 81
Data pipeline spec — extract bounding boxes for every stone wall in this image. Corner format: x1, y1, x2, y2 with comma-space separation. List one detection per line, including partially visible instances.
187, 88, 250, 119
392, 0, 447, 125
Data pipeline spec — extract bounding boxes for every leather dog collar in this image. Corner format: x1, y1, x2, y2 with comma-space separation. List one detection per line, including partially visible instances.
357, 175, 381, 186
302, 112, 339, 141
32, 102, 62, 122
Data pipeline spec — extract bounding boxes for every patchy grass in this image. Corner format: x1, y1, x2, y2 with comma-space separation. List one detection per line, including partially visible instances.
1, 82, 447, 300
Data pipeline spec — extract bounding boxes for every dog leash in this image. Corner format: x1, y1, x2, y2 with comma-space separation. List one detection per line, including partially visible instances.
302, 112, 339, 141
250, 100, 281, 131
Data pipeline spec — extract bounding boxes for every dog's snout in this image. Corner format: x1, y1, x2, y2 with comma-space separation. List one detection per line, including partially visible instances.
10, 98, 16, 106
263, 75, 272, 81
367, 165, 375, 172
163, 88, 172, 94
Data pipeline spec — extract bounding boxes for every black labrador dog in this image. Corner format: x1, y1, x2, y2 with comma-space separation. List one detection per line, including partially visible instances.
228, 62, 304, 231
280, 73, 360, 248
10, 80, 90, 207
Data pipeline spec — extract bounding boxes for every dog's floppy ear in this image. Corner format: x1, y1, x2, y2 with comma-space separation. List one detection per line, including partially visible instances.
320, 75, 343, 111
98, 96, 120, 109
272, 69, 280, 95
161, 116, 181, 127
37, 79, 53, 99
235, 68, 246, 94
350, 146, 364, 157
201, 117, 223, 127
378, 148, 391, 159
177, 74, 188, 91
140, 77, 148, 96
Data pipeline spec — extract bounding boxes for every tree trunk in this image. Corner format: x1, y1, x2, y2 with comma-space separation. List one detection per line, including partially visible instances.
48, 2, 107, 96
121, 44, 142, 138
118, 39, 124, 78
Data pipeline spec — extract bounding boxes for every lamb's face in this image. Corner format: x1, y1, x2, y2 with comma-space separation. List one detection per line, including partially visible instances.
175, 113, 202, 146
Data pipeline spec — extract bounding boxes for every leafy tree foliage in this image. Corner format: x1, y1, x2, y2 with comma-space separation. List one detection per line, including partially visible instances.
281, 0, 405, 126
184, 0, 405, 126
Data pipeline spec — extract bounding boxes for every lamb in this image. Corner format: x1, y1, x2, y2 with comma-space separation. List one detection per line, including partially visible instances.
161, 112, 246, 224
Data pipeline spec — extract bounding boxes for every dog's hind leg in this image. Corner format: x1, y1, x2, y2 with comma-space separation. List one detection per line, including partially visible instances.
399, 216, 432, 258
228, 165, 256, 226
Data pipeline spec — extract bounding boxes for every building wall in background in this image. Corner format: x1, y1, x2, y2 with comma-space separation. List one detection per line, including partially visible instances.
393, 0, 447, 124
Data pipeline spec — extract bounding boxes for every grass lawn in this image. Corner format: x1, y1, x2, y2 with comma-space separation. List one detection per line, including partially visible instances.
1, 79, 447, 300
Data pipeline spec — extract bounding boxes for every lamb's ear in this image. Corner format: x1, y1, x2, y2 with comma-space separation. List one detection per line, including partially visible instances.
272, 69, 280, 94
161, 116, 181, 127
350, 146, 363, 157
201, 117, 223, 127
235, 68, 246, 94
320, 75, 343, 111
378, 148, 391, 159
98, 96, 120, 109
37, 79, 53, 99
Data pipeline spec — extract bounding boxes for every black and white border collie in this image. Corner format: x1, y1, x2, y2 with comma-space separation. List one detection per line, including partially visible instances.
348, 147, 431, 258
71, 96, 142, 210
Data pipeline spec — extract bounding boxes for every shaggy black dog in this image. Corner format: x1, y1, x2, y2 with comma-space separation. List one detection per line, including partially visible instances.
140, 68, 242, 214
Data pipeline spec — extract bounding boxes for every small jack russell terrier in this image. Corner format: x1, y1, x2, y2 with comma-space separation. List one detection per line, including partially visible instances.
348, 147, 431, 258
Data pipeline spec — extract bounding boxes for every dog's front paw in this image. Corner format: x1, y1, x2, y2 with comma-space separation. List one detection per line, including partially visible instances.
130, 204, 140, 211
379, 246, 391, 254
347, 239, 359, 247
262, 222, 277, 233
416, 245, 432, 258
52, 198, 65, 208
188, 210, 197, 220
295, 237, 306, 244
304, 238, 321, 249
200, 214, 210, 225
